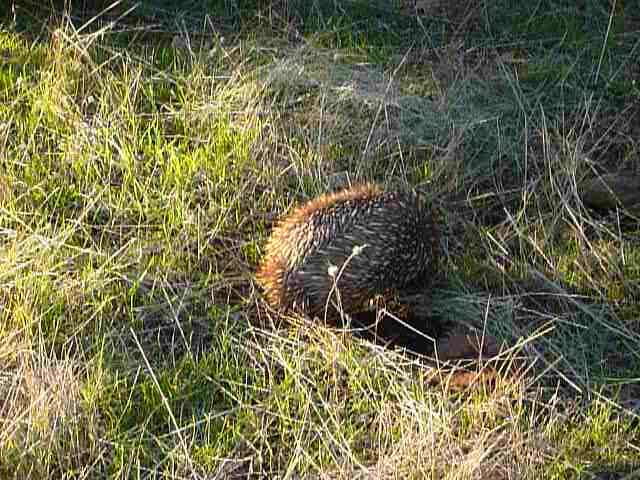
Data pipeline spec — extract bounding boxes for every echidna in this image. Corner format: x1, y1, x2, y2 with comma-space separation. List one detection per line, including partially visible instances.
257, 183, 440, 322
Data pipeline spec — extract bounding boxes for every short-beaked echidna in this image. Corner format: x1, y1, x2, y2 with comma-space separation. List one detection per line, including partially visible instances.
257, 183, 440, 321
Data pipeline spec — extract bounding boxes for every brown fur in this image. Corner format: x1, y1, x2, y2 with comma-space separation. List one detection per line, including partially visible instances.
257, 183, 439, 321
257, 184, 383, 310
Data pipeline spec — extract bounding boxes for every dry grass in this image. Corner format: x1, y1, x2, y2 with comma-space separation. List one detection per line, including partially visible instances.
1, 1, 639, 478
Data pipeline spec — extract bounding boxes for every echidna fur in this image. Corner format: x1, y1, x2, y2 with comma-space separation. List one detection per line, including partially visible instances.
257, 183, 440, 322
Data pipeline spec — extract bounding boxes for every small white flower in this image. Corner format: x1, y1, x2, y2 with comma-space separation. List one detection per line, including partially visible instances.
352, 244, 367, 256
327, 264, 338, 278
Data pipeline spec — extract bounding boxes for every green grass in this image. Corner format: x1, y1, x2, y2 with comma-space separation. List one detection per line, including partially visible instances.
1, 0, 640, 478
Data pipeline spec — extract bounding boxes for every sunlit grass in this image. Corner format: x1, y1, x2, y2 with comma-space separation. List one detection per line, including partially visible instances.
1, 1, 639, 478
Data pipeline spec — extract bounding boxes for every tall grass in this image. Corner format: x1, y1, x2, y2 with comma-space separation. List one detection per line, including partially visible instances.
1, 1, 639, 478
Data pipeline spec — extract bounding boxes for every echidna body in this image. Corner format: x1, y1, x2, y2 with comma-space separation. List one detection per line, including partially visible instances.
257, 184, 439, 320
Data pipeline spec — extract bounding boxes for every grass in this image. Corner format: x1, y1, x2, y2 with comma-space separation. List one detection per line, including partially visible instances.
1, 0, 640, 478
